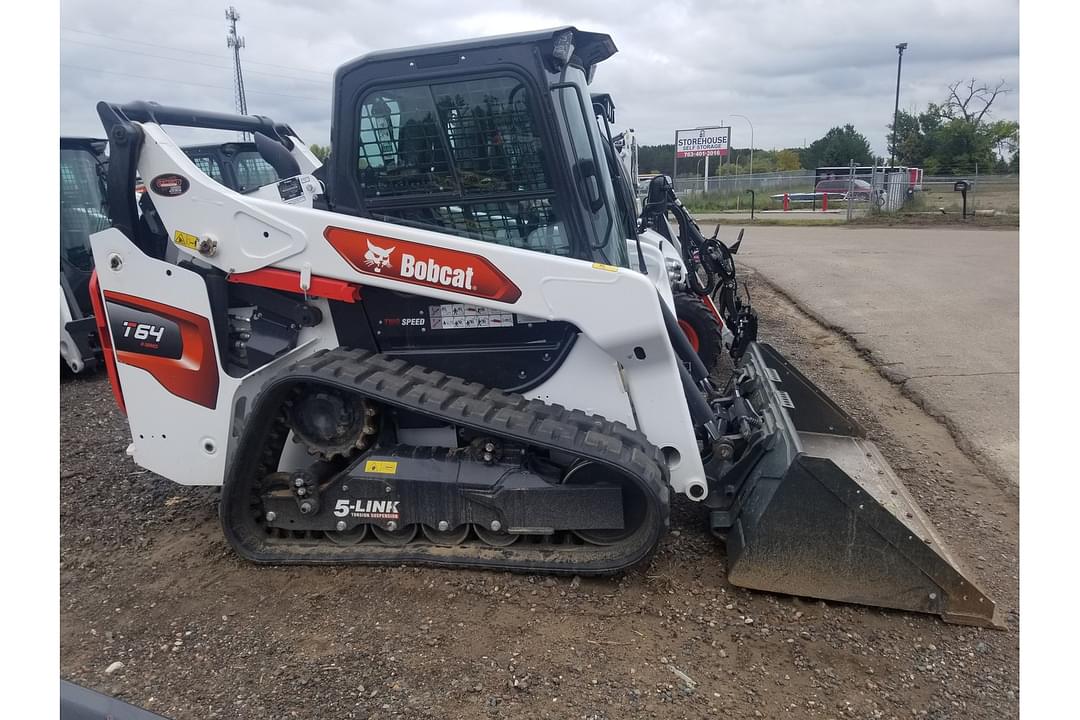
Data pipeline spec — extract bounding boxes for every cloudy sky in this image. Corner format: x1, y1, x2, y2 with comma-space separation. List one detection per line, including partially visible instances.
60, 0, 1018, 155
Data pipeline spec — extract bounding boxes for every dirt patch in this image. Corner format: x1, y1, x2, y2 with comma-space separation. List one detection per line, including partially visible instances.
846, 213, 1018, 229
60, 279, 1018, 720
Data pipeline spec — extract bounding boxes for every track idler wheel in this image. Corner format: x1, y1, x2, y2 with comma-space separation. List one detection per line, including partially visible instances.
562, 461, 647, 546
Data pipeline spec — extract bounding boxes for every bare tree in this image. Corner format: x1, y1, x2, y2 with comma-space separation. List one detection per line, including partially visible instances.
941, 78, 1010, 128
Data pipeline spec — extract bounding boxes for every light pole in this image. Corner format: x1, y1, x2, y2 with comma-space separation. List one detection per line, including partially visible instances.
729, 114, 754, 178
890, 42, 907, 167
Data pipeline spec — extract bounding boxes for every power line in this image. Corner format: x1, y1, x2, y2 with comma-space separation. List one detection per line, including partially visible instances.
61, 37, 329, 85
60, 63, 325, 102
60, 26, 330, 76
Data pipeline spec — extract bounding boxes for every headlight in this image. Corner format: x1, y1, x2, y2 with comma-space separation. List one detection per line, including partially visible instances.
665, 258, 684, 285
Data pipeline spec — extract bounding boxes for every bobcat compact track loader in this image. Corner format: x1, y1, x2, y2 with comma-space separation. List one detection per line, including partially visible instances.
60, 137, 109, 374
89, 28, 999, 626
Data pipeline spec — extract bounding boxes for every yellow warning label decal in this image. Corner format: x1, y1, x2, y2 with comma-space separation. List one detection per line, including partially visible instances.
364, 460, 398, 474
591, 262, 619, 273
174, 230, 198, 250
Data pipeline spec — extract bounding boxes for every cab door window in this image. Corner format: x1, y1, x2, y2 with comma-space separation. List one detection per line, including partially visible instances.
355, 76, 570, 257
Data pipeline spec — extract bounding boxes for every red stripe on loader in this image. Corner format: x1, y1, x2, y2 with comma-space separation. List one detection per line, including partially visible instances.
89, 271, 127, 416
228, 267, 361, 303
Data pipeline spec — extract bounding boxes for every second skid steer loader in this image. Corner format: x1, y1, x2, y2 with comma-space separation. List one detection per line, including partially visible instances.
88, 27, 999, 626
591, 94, 729, 371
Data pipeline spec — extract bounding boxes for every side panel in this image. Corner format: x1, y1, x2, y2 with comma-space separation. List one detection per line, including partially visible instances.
524, 335, 635, 428
90, 228, 236, 485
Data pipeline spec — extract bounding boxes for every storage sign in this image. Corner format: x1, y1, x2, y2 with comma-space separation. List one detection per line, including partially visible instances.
675, 127, 731, 158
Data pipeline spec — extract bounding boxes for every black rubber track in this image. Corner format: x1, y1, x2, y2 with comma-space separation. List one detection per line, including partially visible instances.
220, 348, 671, 575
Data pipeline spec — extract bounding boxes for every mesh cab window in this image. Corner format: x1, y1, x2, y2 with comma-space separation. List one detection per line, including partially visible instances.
234, 151, 280, 191
434, 77, 549, 195
356, 76, 569, 256
188, 155, 224, 184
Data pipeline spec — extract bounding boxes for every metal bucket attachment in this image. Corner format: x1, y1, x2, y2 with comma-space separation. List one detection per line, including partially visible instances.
720, 343, 1001, 628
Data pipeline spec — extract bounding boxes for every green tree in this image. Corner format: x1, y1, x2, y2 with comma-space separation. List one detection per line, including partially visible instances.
886, 80, 1017, 174
888, 110, 925, 166
309, 143, 331, 163
638, 144, 674, 175
799, 125, 874, 169
775, 149, 802, 171
925, 121, 991, 174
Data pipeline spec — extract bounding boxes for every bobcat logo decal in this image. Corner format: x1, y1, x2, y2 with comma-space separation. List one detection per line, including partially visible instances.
363, 240, 395, 272
324, 226, 523, 303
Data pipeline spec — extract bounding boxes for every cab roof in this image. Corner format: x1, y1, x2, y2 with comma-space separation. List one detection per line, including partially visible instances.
336, 26, 617, 78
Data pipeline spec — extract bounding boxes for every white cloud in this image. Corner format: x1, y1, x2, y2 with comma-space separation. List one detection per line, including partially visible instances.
60, 0, 1018, 154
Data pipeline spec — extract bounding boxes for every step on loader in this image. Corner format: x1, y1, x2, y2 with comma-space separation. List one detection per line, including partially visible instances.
88, 27, 999, 627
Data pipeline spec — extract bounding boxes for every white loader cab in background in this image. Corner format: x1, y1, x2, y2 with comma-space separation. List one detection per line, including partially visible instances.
60, 137, 110, 374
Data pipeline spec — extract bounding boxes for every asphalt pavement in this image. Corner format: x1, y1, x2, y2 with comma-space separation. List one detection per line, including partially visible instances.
735, 225, 1018, 486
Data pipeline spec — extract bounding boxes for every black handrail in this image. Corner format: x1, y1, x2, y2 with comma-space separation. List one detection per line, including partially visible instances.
98, 101, 297, 148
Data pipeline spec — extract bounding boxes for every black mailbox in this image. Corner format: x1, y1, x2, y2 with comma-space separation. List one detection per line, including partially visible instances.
953, 180, 971, 218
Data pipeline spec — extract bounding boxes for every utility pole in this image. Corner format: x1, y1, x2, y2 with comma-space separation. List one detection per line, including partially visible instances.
226, 6, 248, 117
730, 114, 754, 179
889, 42, 907, 167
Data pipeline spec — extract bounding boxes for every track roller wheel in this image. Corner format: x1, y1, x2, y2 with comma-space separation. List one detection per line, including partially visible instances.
371, 523, 417, 546
422, 524, 470, 546
326, 524, 368, 546
473, 524, 520, 547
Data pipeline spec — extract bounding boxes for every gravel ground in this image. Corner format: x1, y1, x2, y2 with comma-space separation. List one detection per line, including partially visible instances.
60, 272, 1018, 719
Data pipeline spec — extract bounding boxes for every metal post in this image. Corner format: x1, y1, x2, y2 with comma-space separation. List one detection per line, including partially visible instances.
973, 162, 978, 215
846, 159, 856, 221
704, 154, 709, 194
672, 130, 678, 190
871, 156, 879, 212
890, 43, 908, 167
734, 156, 739, 210
730, 114, 754, 179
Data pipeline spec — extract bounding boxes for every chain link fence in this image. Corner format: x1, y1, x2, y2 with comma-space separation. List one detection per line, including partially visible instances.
914, 175, 1018, 216
658, 169, 1018, 219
